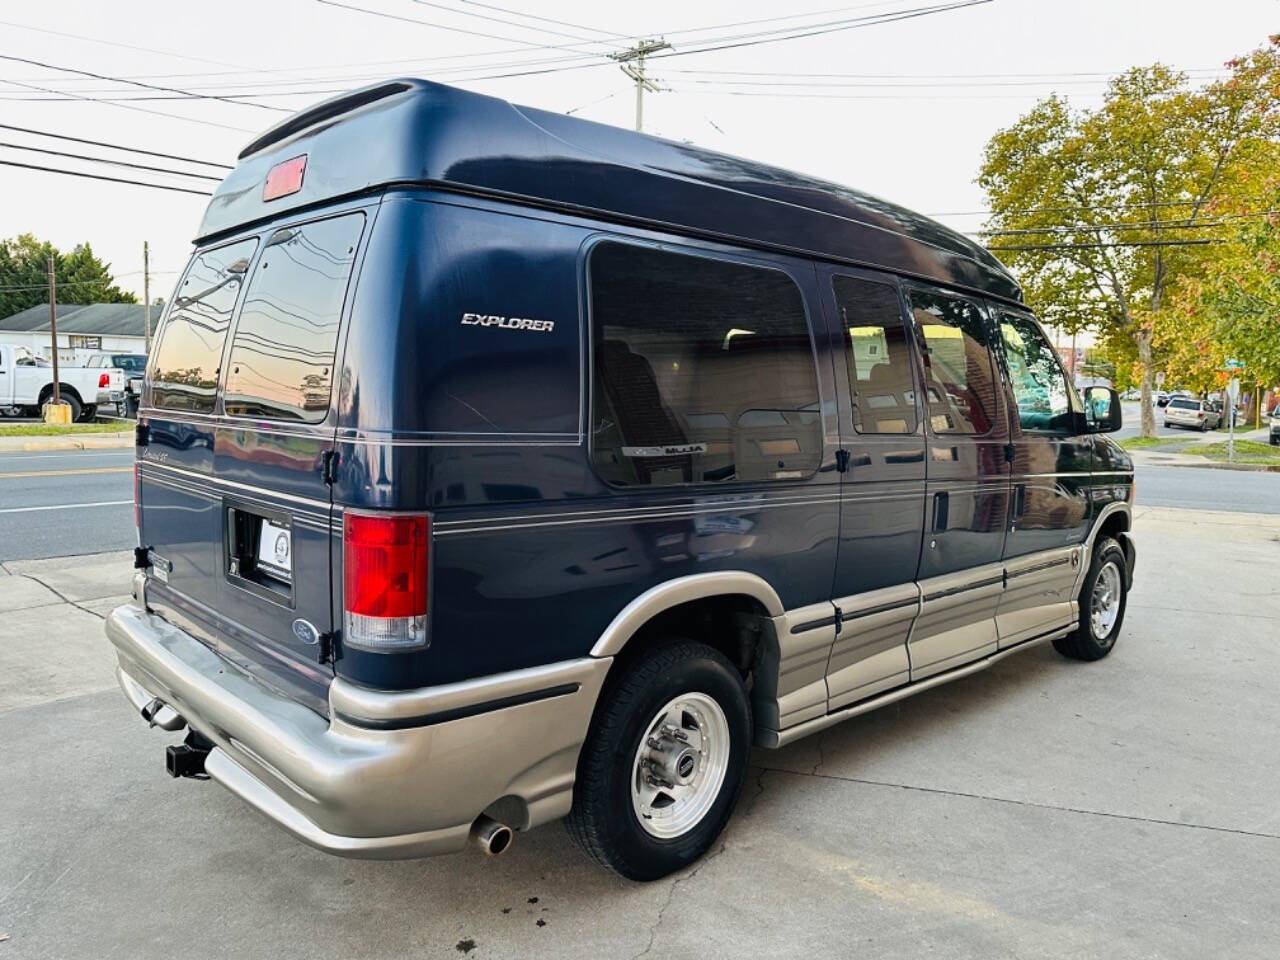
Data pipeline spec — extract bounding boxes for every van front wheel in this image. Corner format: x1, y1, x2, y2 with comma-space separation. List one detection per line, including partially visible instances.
1055, 536, 1128, 661
566, 640, 751, 881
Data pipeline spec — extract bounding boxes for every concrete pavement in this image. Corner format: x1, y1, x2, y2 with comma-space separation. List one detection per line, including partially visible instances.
2, 507, 1279, 959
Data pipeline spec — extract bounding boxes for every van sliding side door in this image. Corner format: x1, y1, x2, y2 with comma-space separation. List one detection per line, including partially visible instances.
819, 267, 925, 709
903, 284, 1011, 681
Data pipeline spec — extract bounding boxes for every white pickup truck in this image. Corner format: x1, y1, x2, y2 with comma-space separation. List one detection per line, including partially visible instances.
0, 344, 125, 422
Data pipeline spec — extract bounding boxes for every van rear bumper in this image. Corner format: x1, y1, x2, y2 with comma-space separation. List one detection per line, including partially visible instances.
106, 588, 612, 859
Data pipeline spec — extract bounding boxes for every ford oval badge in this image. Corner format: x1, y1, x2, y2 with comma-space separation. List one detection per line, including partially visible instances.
292, 618, 320, 646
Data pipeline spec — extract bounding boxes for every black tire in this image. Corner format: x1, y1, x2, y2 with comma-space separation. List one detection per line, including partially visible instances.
1054, 536, 1128, 662
565, 640, 751, 881
1162, 421, 1170, 429
79, 403, 97, 422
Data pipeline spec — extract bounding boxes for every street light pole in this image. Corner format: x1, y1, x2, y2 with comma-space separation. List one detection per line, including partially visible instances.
609, 39, 671, 132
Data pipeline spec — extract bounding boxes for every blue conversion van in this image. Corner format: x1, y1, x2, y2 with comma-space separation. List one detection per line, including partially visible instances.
108, 79, 1136, 881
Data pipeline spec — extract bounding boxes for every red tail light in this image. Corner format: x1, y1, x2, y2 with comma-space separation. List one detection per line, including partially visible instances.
343, 512, 430, 651
1196, 411, 1204, 418
99, 372, 111, 388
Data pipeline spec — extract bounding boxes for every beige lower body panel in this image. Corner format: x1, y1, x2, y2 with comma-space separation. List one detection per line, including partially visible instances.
997, 546, 1083, 647
908, 563, 1004, 681
755, 603, 835, 730
826, 582, 919, 711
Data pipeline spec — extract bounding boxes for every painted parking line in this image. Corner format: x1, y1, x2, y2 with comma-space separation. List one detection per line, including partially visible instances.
0, 500, 132, 514
0, 466, 132, 479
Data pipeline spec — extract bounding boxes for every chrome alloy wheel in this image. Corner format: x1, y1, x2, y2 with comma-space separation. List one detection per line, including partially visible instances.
1091, 560, 1123, 640
631, 692, 731, 839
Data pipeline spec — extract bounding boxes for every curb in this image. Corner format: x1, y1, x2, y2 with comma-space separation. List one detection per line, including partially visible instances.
1130, 451, 1280, 473
0, 433, 134, 452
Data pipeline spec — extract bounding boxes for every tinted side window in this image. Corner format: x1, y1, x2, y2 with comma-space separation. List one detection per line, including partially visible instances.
224, 213, 364, 422
590, 243, 821, 487
832, 275, 917, 435
152, 239, 258, 413
999, 312, 1074, 432
908, 288, 997, 435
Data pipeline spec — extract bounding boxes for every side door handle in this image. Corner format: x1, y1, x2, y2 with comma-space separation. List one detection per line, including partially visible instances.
931, 491, 949, 532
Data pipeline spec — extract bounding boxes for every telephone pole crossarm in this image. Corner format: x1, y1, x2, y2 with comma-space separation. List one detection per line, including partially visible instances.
609, 38, 672, 133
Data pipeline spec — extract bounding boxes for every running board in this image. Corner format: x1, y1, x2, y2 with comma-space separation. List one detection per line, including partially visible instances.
756, 628, 1068, 749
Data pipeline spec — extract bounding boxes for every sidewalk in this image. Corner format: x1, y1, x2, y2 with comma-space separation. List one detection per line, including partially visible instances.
0, 550, 132, 712
0, 432, 133, 452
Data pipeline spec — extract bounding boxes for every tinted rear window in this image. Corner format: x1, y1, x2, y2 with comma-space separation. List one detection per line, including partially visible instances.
589, 242, 820, 487
223, 213, 364, 422
1168, 399, 1199, 410
151, 239, 258, 413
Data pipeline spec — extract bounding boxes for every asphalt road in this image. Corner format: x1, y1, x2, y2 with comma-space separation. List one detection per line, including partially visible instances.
0, 448, 135, 562
1135, 463, 1280, 514
3, 506, 1279, 959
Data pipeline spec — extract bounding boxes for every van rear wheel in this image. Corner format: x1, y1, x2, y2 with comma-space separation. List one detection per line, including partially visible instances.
1054, 536, 1127, 662
566, 640, 750, 881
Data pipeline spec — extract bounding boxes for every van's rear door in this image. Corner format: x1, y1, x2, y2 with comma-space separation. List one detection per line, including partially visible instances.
138, 210, 368, 711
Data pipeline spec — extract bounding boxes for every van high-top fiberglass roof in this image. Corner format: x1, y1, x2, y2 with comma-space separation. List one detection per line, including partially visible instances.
198, 79, 1020, 303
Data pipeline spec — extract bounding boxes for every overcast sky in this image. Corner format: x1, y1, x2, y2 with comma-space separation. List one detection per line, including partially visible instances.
1, 0, 1275, 304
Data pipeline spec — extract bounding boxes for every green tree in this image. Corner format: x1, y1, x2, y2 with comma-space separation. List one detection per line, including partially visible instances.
0, 233, 136, 318
978, 40, 1279, 436
1179, 176, 1280, 392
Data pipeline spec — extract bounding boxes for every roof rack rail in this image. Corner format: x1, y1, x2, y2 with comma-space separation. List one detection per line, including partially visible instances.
238, 81, 415, 161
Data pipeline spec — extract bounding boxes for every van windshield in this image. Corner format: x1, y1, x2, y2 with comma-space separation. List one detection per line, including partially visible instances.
223, 213, 365, 422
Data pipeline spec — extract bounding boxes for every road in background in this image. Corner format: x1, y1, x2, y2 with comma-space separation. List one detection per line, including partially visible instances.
1134, 463, 1280, 514
0, 448, 134, 561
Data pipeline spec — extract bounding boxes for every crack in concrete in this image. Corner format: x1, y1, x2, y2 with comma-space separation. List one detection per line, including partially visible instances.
810, 733, 827, 777
760, 765, 1280, 842
0, 566, 105, 622
1129, 602, 1280, 622
629, 840, 729, 960
743, 766, 768, 817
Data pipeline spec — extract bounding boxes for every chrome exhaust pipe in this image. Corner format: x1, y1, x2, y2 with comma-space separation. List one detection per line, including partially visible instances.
470, 815, 513, 856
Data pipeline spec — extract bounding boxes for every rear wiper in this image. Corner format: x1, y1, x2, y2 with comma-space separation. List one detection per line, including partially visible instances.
174, 258, 250, 308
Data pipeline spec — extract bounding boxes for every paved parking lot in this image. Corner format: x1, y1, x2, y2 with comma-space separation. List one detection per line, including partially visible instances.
2, 504, 1279, 959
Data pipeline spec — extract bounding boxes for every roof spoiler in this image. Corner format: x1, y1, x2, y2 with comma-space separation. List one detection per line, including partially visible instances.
237, 80, 417, 161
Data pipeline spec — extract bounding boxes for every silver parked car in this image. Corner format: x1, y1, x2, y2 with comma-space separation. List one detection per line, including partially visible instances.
1270, 408, 1280, 446
1163, 397, 1220, 431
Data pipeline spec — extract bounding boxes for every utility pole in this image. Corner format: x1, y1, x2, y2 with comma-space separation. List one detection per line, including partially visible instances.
143, 240, 152, 354
47, 256, 60, 405
609, 38, 671, 132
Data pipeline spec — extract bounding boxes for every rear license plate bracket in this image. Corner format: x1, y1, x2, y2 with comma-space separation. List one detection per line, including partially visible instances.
224, 501, 295, 607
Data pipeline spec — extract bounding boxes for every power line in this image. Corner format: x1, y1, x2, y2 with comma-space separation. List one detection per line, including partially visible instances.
931, 197, 1272, 218
0, 77, 254, 133
411, 1, 618, 45
315, 0, 595, 52
0, 158, 214, 196
0, 141, 222, 181
0, 18, 251, 71
0, 271, 177, 293
0, 122, 231, 169
0, 52, 289, 113
989, 238, 1221, 252
458, 0, 627, 40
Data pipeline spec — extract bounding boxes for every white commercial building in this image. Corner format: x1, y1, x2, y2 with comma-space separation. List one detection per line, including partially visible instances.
0, 303, 151, 363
